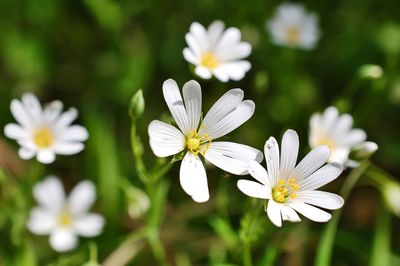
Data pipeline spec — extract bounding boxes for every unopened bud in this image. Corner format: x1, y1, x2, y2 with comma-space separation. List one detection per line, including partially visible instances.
129, 90, 145, 120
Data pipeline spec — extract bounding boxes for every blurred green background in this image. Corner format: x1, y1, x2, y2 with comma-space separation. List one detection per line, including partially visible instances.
0, 0, 399, 265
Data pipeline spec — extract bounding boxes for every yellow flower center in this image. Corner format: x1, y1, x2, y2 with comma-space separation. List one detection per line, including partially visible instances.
185, 128, 212, 156
33, 128, 54, 148
272, 179, 299, 203
200, 52, 219, 69
58, 210, 72, 227
316, 137, 335, 151
187, 137, 200, 151
285, 26, 300, 44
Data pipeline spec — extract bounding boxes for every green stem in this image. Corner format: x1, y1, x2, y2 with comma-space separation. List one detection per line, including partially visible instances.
130, 121, 171, 266
241, 203, 263, 266
369, 200, 391, 266
315, 160, 370, 266
243, 239, 252, 266
130, 124, 150, 184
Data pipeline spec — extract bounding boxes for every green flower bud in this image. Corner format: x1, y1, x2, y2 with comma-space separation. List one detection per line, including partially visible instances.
129, 90, 145, 120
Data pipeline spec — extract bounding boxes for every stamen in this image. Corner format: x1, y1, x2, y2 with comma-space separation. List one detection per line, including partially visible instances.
272, 178, 300, 203
186, 129, 213, 156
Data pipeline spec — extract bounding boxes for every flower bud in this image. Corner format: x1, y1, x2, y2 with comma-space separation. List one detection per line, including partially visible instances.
129, 90, 145, 120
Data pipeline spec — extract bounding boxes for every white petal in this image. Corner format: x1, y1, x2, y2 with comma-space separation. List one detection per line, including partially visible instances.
22, 93, 43, 123
296, 191, 344, 210
44, 100, 63, 123
212, 67, 230, 82
264, 137, 280, 185
267, 200, 282, 227
179, 153, 209, 202
37, 150, 56, 164
248, 161, 270, 187
182, 80, 202, 132
59, 125, 89, 142
68, 180, 96, 215
215, 27, 242, 53
10, 99, 34, 129
321, 107, 339, 132
237, 180, 270, 199
4, 123, 28, 140
54, 108, 78, 130
27, 207, 56, 235
298, 163, 343, 191
328, 147, 350, 165
18, 147, 36, 159
281, 205, 301, 222
288, 201, 332, 222
333, 114, 353, 136
341, 129, 366, 146
280, 129, 299, 179
148, 120, 185, 157
308, 113, 321, 148
183, 48, 198, 64
291, 145, 330, 181
185, 33, 203, 58
53, 142, 84, 155
207, 20, 225, 47
189, 22, 209, 53
73, 213, 104, 237
203, 100, 255, 139
49, 229, 78, 252
203, 142, 263, 175
33, 177, 65, 212
199, 89, 244, 135
214, 61, 251, 81
194, 66, 213, 79
162, 79, 191, 134
217, 42, 252, 61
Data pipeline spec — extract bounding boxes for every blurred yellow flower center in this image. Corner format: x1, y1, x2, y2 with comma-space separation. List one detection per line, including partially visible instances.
200, 52, 219, 69
33, 128, 54, 148
316, 137, 335, 151
286, 27, 300, 44
186, 128, 212, 156
58, 211, 72, 227
272, 179, 299, 203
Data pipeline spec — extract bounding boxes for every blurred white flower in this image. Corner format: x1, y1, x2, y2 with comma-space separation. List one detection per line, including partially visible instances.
27, 177, 104, 252
148, 79, 262, 202
309, 106, 377, 167
267, 3, 320, 50
237, 129, 344, 227
4, 93, 88, 164
127, 186, 150, 219
183, 20, 252, 82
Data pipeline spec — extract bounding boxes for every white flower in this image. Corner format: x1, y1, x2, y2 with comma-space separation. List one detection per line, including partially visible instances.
4, 93, 88, 164
237, 129, 344, 227
309, 106, 377, 167
183, 20, 252, 82
148, 79, 262, 202
27, 177, 105, 252
267, 3, 320, 50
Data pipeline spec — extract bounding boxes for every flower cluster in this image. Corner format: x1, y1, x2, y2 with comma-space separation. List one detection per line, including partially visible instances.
2, 94, 104, 252
1, 3, 381, 255
148, 2, 378, 227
